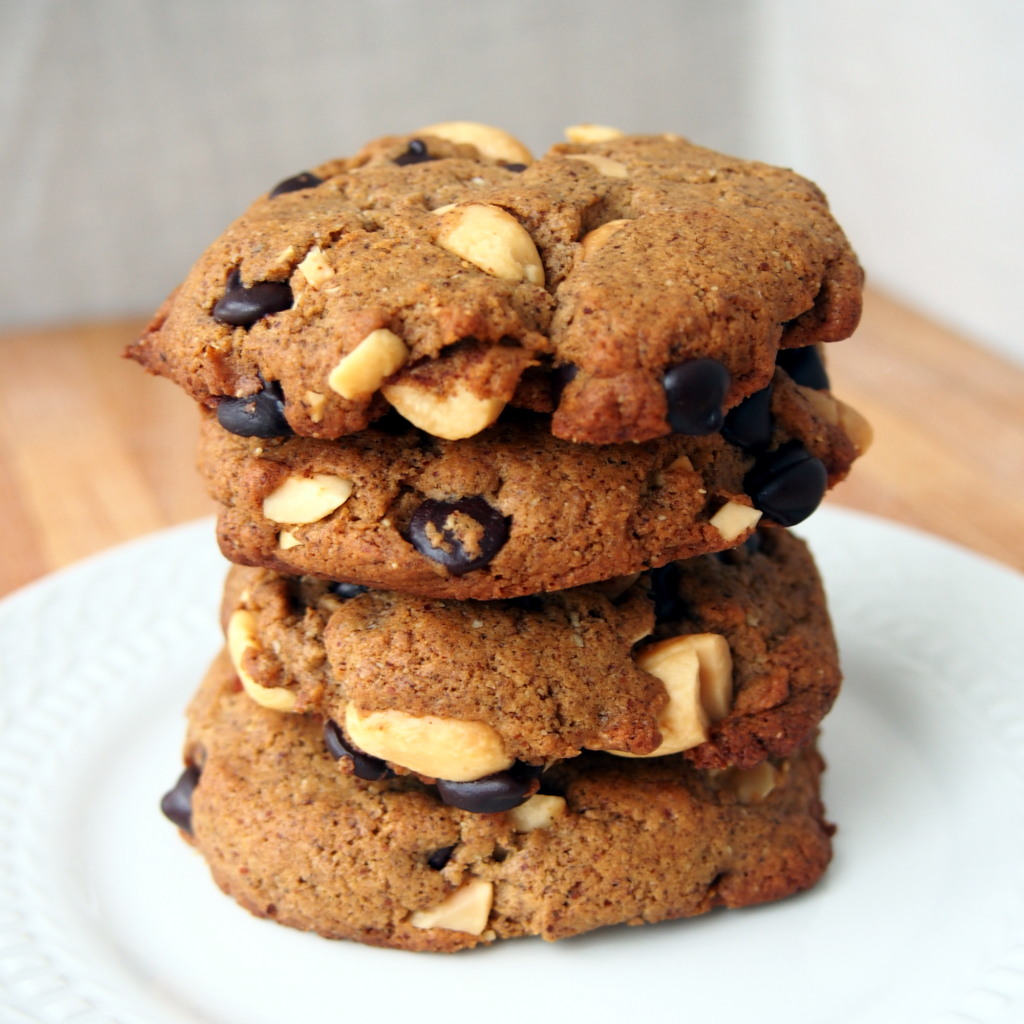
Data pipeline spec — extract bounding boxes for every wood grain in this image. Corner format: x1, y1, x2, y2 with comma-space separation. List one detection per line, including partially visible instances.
823, 290, 1024, 571
0, 288, 1020, 599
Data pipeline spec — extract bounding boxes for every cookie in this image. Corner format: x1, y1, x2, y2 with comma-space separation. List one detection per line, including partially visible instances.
171, 647, 834, 951
127, 124, 862, 446
221, 526, 840, 779
201, 370, 868, 600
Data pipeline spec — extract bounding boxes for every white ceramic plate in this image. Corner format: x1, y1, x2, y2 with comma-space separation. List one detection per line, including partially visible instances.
1, 507, 1024, 1024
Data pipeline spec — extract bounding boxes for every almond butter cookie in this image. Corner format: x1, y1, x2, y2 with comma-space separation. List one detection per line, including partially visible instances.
219, 527, 840, 792
201, 366, 868, 600
128, 124, 862, 446
165, 646, 833, 951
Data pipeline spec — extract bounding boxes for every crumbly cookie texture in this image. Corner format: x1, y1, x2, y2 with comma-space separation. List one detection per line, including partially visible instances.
127, 127, 862, 445
220, 527, 839, 771
181, 649, 834, 952
200, 371, 859, 600
224, 565, 665, 763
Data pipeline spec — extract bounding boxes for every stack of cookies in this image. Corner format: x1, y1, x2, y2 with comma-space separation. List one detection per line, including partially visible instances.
136, 122, 871, 951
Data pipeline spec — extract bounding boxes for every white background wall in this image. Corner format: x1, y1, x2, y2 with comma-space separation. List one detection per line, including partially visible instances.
0, 0, 751, 328
1, 0, 1022, 366
748, 0, 1024, 367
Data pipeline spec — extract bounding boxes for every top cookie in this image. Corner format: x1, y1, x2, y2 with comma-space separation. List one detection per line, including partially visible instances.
127, 123, 863, 446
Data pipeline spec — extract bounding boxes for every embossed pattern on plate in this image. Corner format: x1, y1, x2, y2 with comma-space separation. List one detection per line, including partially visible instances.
0, 509, 1023, 1024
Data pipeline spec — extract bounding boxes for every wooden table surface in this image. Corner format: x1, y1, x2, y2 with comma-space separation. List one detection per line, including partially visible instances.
0, 286, 1022, 600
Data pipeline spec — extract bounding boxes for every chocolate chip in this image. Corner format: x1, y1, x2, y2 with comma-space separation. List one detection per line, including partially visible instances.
504, 163, 528, 172
777, 346, 830, 390
160, 765, 200, 833
663, 358, 731, 435
269, 171, 323, 198
649, 562, 686, 622
427, 845, 456, 870
213, 269, 293, 328
550, 363, 579, 407
507, 594, 545, 612
324, 720, 395, 781
722, 384, 773, 451
330, 582, 369, 600
216, 380, 292, 437
409, 497, 509, 575
394, 139, 434, 166
745, 441, 828, 526
436, 762, 542, 814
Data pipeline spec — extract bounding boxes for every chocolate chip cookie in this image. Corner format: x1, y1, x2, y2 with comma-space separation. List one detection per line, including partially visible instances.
127, 124, 862, 446
221, 526, 840, 781
170, 647, 833, 951
201, 369, 868, 600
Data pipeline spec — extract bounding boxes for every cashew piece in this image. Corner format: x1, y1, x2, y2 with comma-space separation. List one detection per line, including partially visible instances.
410, 879, 493, 934
345, 705, 512, 781
419, 121, 533, 165
328, 328, 409, 400
227, 611, 297, 712
709, 501, 762, 543
436, 204, 544, 286
564, 124, 625, 144
507, 794, 566, 833
381, 379, 506, 440
565, 154, 629, 178
263, 474, 354, 524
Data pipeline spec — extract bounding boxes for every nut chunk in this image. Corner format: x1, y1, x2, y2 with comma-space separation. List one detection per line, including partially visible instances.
709, 501, 761, 544
328, 328, 409, 400
419, 121, 533, 165
381, 379, 506, 440
344, 705, 513, 781
262, 474, 353, 524
615, 632, 734, 757
507, 794, 567, 833
410, 879, 493, 935
227, 610, 296, 712
435, 204, 545, 286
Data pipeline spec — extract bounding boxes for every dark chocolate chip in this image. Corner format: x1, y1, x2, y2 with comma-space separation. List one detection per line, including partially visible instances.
213, 269, 293, 328
649, 562, 686, 622
504, 163, 527, 173
722, 383, 773, 451
663, 358, 731, 435
269, 171, 323, 198
427, 845, 456, 870
216, 380, 292, 438
160, 765, 200, 833
394, 139, 434, 166
323, 720, 394, 781
550, 363, 579, 407
777, 346, 830, 390
745, 441, 828, 526
436, 761, 541, 814
409, 497, 509, 575
507, 594, 545, 612
330, 582, 370, 600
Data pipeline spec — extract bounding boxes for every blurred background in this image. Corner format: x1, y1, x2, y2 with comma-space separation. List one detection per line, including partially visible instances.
3, 0, 1022, 363
0, 0, 1022, 591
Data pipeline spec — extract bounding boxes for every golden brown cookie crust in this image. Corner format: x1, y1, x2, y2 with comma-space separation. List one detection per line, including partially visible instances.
182, 649, 833, 952
221, 527, 840, 770
201, 376, 858, 600
127, 131, 861, 445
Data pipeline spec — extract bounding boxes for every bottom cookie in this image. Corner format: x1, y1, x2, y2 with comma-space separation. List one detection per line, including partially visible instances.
172, 649, 834, 952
